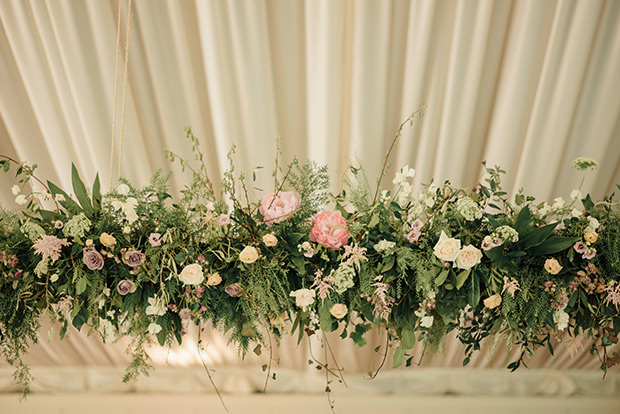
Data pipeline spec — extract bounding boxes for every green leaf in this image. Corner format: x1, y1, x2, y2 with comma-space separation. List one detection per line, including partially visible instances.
582, 194, 594, 212
393, 346, 405, 368
92, 173, 101, 212
456, 269, 471, 290
515, 223, 556, 250
369, 214, 380, 228
48, 180, 81, 212
529, 237, 580, 256
435, 269, 449, 286
38, 209, 59, 221
76, 277, 87, 295
174, 251, 187, 264
319, 302, 334, 332
513, 206, 532, 235
2, 160, 10, 172
402, 329, 416, 349
291, 255, 306, 275
467, 273, 480, 307
287, 232, 305, 246
72, 163, 93, 213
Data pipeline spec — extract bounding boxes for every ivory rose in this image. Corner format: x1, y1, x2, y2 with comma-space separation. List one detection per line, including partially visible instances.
330, 303, 348, 319
455, 245, 482, 270
178, 263, 204, 285
484, 294, 502, 309
309, 211, 349, 248
433, 231, 461, 262
544, 258, 562, 275
100, 232, 116, 248
239, 246, 259, 264
262, 234, 278, 247
290, 288, 315, 309
260, 191, 300, 225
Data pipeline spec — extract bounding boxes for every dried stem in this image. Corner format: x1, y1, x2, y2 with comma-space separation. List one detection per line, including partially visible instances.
367, 328, 390, 380
372, 105, 425, 204
197, 325, 229, 413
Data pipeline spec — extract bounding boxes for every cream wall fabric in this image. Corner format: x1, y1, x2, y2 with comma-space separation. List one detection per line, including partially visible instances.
1, 0, 620, 376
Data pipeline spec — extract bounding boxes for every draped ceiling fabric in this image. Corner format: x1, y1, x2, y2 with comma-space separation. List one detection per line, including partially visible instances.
1, 0, 620, 385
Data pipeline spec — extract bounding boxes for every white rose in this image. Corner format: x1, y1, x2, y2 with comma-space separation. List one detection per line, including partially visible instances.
239, 246, 259, 264
433, 231, 461, 262
11, 185, 20, 195
178, 263, 204, 285
290, 288, 316, 309
206, 272, 222, 286
148, 323, 162, 335
455, 245, 482, 269
263, 234, 278, 247
117, 183, 130, 195
554, 309, 569, 330
330, 303, 348, 319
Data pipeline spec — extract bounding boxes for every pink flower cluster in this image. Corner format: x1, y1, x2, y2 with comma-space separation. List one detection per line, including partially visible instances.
259, 191, 300, 225
33, 235, 71, 263
405, 219, 424, 243
573, 241, 596, 260
311, 269, 334, 301
361, 275, 395, 320
309, 210, 349, 248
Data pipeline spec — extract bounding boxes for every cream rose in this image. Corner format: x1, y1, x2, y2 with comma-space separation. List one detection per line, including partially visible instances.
239, 246, 259, 264
455, 245, 482, 269
330, 303, 348, 319
100, 232, 117, 248
544, 258, 562, 275
206, 272, 222, 286
290, 288, 316, 309
178, 263, 204, 285
433, 231, 461, 262
263, 234, 278, 247
483, 294, 502, 309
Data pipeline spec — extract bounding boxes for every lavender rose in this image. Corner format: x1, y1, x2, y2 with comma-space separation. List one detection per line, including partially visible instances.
123, 249, 145, 268
225, 283, 244, 298
117, 279, 135, 296
83, 247, 104, 270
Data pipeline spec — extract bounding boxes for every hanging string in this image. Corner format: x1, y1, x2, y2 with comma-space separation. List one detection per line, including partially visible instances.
117, 0, 133, 183
108, 0, 123, 190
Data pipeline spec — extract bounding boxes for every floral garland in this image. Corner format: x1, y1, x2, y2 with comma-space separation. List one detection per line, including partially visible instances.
1, 118, 620, 397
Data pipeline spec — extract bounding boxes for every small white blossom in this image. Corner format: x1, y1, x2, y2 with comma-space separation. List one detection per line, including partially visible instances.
570, 189, 582, 200
11, 185, 20, 195
117, 183, 130, 195
374, 240, 396, 253
15, 194, 27, 205
552, 197, 565, 210
148, 323, 162, 335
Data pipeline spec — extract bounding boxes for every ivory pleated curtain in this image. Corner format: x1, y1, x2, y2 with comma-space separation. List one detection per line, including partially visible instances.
1, 0, 620, 378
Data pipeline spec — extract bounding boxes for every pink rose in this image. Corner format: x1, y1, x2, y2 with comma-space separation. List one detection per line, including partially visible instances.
260, 191, 300, 225
309, 210, 349, 248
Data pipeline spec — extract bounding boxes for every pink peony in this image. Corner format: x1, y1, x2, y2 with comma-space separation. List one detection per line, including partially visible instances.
260, 191, 300, 225
309, 210, 349, 248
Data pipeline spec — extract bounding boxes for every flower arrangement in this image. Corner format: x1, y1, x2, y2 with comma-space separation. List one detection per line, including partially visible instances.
1, 111, 620, 398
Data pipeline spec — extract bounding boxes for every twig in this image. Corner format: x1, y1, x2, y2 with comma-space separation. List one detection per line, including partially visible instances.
322, 332, 348, 388
324, 336, 337, 414
0, 155, 60, 213
197, 325, 229, 413
372, 105, 425, 204
367, 328, 390, 379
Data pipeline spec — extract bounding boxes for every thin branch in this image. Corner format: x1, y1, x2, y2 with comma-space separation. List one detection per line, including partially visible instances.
367, 328, 390, 380
0, 155, 60, 213
197, 326, 229, 413
372, 105, 425, 204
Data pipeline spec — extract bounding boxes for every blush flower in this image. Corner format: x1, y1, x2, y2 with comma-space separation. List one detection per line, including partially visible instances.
260, 191, 300, 225
544, 258, 562, 275
33, 235, 71, 263
148, 233, 162, 247
573, 241, 587, 254
309, 211, 349, 248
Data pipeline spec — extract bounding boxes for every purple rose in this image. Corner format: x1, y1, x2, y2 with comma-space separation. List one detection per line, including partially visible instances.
123, 249, 145, 268
148, 233, 162, 247
83, 247, 104, 270
224, 283, 244, 298
117, 279, 135, 296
